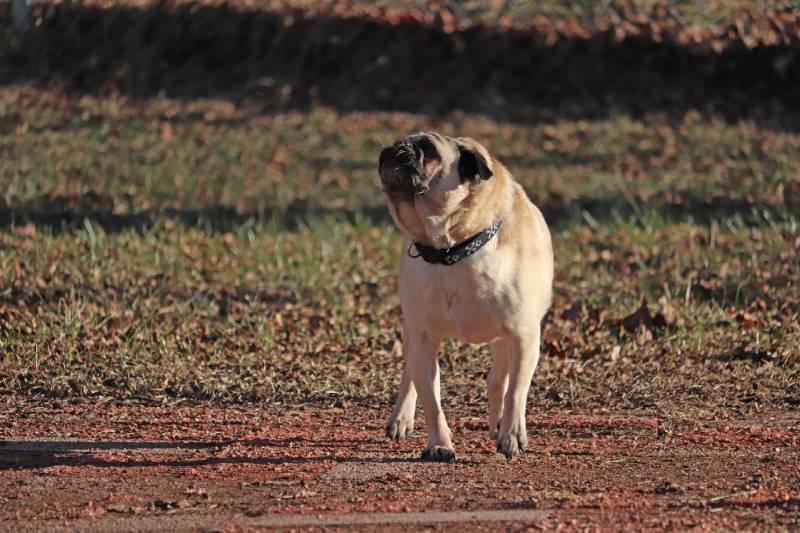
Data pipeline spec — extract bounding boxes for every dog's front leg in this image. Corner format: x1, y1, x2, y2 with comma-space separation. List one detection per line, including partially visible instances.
405, 329, 454, 461
497, 324, 541, 459
385, 360, 417, 439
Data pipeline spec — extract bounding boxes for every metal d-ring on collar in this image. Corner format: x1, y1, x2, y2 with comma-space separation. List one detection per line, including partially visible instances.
407, 220, 503, 266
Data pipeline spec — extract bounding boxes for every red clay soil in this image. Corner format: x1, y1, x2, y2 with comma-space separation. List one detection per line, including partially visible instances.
0, 401, 798, 531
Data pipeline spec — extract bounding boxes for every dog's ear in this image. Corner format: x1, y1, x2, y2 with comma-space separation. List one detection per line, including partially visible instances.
457, 141, 493, 182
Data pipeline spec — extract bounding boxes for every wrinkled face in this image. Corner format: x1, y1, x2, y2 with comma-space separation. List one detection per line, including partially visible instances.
378, 132, 493, 202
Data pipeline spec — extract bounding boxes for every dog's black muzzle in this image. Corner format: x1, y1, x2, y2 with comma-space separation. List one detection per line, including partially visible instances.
379, 139, 428, 197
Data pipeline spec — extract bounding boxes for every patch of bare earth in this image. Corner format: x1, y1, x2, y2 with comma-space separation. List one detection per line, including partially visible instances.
0, 401, 798, 531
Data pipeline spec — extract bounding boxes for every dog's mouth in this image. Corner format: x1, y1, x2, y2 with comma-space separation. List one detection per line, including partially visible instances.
379, 136, 439, 197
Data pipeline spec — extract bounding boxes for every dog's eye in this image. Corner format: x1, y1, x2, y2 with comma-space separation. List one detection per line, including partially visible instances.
416, 138, 439, 161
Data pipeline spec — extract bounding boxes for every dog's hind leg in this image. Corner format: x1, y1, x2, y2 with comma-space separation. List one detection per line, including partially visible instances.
386, 361, 417, 440
497, 323, 541, 459
487, 338, 511, 439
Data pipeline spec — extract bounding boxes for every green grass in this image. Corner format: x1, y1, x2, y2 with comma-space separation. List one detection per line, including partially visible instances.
1, 86, 798, 414
4, 90, 797, 213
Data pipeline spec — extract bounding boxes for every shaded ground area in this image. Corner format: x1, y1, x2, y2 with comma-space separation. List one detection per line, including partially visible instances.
1, 402, 798, 531
2, 1, 799, 127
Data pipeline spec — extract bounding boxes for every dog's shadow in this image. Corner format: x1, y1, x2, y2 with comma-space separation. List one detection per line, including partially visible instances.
0, 438, 474, 470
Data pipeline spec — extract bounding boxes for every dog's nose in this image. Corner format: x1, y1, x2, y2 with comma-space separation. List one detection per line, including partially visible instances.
392, 138, 418, 165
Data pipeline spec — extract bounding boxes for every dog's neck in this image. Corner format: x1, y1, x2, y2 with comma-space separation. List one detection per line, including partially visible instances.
414, 190, 471, 248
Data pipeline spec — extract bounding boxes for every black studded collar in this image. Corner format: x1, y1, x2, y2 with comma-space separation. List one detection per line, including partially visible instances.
408, 220, 503, 265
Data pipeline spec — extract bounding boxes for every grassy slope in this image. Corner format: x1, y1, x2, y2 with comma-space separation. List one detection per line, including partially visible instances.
1, 86, 797, 417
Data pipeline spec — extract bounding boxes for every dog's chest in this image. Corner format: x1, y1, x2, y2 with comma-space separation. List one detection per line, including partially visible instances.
441, 284, 504, 343
404, 253, 514, 343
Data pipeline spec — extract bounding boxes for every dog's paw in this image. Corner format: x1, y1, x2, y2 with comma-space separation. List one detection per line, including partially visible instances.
488, 421, 501, 440
420, 445, 456, 462
496, 429, 528, 459
385, 414, 415, 440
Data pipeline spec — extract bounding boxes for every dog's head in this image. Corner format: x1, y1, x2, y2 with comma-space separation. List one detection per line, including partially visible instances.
379, 132, 493, 200
378, 132, 499, 243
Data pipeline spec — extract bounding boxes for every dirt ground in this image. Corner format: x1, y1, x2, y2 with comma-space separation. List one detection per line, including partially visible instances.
1, 401, 798, 531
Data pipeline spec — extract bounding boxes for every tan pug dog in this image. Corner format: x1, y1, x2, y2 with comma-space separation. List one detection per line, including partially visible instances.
378, 132, 553, 460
